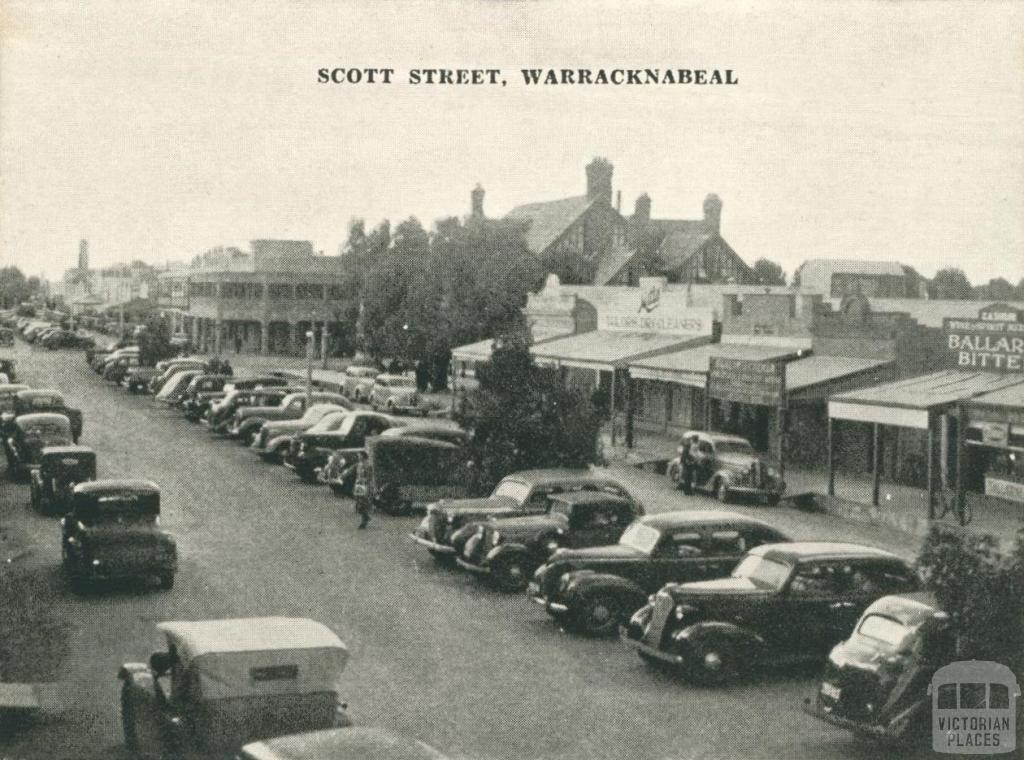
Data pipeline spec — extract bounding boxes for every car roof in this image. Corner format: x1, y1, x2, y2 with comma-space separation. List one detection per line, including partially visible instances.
0, 384, 29, 394
244, 728, 448, 760
549, 490, 634, 506
639, 509, 779, 531
16, 388, 63, 399
501, 468, 618, 485
157, 617, 346, 659
682, 430, 752, 446
74, 478, 159, 495
15, 412, 70, 427
753, 542, 902, 563
861, 592, 941, 626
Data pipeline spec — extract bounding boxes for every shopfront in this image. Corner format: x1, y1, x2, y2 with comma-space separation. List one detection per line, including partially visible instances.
826, 303, 1024, 522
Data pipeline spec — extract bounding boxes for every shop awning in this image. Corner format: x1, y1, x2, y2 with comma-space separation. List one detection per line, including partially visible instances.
451, 338, 497, 364
829, 370, 1024, 430
629, 343, 802, 388
786, 356, 895, 401
967, 383, 1024, 411
529, 331, 710, 371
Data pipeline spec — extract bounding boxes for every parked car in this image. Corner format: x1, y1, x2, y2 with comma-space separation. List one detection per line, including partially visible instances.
528, 511, 790, 635
222, 374, 292, 393
240, 728, 450, 760
0, 357, 17, 382
250, 403, 351, 462
342, 365, 380, 402
123, 365, 162, 393
30, 444, 97, 515
93, 345, 139, 374
348, 426, 471, 514
457, 491, 645, 592
411, 470, 640, 564
206, 387, 297, 434
803, 592, 956, 745
177, 373, 229, 418
229, 392, 352, 443
5, 389, 83, 442
41, 330, 95, 350
61, 479, 177, 591
622, 542, 919, 684
118, 618, 352, 756
285, 411, 399, 484
0, 328, 14, 347
104, 353, 142, 384
154, 369, 203, 405
4, 413, 75, 481
148, 359, 208, 394
369, 374, 419, 412
666, 430, 785, 505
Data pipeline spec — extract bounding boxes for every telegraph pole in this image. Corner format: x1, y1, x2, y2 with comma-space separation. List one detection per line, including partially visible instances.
305, 329, 315, 405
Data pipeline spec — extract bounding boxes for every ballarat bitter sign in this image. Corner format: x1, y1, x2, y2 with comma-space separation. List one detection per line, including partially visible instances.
708, 357, 785, 407
944, 304, 1024, 374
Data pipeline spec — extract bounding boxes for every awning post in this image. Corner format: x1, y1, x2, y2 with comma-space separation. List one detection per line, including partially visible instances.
926, 412, 936, 520
956, 402, 967, 524
871, 422, 881, 507
827, 416, 836, 497
624, 371, 634, 449
609, 369, 617, 447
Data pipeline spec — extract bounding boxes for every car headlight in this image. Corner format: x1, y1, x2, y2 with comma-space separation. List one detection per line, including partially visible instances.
766, 467, 779, 479
445, 514, 455, 524
490, 530, 501, 546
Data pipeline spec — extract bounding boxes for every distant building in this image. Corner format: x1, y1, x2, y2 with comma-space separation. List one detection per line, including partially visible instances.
157, 239, 344, 354
795, 259, 925, 298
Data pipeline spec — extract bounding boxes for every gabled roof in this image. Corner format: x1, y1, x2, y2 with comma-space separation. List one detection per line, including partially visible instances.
593, 243, 640, 285
656, 226, 715, 271
505, 195, 596, 254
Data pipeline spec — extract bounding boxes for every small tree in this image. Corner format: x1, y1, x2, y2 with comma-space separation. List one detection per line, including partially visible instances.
137, 313, 176, 366
928, 267, 973, 300
454, 334, 603, 494
752, 258, 786, 286
916, 525, 1024, 674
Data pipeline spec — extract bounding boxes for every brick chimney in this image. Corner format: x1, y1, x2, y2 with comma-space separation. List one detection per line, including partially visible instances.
78, 239, 89, 270
585, 158, 613, 203
703, 193, 722, 233
471, 183, 485, 218
633, 193, 651, 222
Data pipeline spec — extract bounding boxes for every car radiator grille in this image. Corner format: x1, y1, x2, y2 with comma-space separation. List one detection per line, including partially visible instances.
644, 591, 675, 646
428, 513, 447, 542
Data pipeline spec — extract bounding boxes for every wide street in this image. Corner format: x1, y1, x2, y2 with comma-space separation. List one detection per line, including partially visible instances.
1, 341, 929, 760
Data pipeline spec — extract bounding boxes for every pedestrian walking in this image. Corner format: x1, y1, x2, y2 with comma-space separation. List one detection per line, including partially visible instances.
354, 451, 372, 529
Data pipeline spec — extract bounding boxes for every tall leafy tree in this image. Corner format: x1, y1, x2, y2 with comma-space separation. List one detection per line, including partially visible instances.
929, 267, 973, 300
0, 266, 41, 309
752, 258, 786, 286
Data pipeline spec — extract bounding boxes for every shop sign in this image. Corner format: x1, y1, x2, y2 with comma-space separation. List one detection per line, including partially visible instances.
985, 477, 1024, 504
708, 357, 785, 407
943, 303, 1024, 373
591, 276, 712, 337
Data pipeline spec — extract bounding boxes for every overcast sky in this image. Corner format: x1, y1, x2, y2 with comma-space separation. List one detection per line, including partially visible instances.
2, 0, 1022, 284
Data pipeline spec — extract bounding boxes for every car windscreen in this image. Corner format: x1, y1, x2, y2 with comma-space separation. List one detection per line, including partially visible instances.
492, 479, 530, 504
715, 441, 755, 455
732, 555, 792, 590
310, 411, 348, 432
618, 522, 661, 554
857, 614, 916, 649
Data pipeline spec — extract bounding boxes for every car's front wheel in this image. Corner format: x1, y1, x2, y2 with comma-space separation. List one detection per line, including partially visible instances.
428, 549, 457, 567
574, 594, 622, 636
121, 691, 139, 751
489, 555, 531, 593
685, 639, 739, 686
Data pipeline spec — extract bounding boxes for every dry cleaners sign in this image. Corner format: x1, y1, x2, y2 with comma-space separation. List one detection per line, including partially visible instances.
597, 277, 713, 337
944, 303, 1024, 374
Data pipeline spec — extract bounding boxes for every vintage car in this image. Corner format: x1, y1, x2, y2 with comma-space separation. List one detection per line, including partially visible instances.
222, 374, 292, 393
341, 365, 380, 402
177, 373, 229, 418
41, 329, 95, 350
348, 426, 471, 514
104, 353, 142, 383
250, 403, 351, 462
149, 359, 209, 394
229, 392, 351, 443
803, 592, 957, 744
240, 727, 450, 760
118, 618, 352, 756
368, 374, 419, 413
0, 327, 14, 347
457, 491, 645, 592
528, 511, 790, 635
206, 387, 298, 434
285, 411, 399, 484
61, 479, 177, 590
0, 357, 17, 382
124, 365, 163, 393
154, 369, 203, 405
4, 412, 75, 481
30, 444, 97, 515
5, 389, 83, 442
666, 430, 786, 504
410, 469, 640, 564
93, 345, 140, 374
622, 542, 919, 684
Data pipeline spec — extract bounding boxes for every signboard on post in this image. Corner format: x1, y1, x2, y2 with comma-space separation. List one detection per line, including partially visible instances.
943, 303, 1024, 374
708, 357, 786, 407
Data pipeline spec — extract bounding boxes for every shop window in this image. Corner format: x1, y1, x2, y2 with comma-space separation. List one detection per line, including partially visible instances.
296, 284, 324, 299
268, 284, 293, 299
